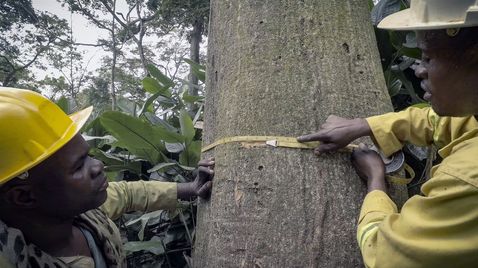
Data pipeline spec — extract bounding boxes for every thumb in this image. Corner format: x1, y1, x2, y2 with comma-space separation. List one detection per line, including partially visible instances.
197, 181, 213, 199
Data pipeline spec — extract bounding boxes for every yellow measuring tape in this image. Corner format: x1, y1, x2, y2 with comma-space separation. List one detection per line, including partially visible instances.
202, 136, 357, 152
202, 135, 414, 185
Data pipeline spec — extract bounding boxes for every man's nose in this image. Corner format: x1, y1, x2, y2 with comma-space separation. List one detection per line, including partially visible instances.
90, 158, 105, 177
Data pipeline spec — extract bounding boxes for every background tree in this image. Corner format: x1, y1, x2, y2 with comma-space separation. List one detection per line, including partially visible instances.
155, 0, 210, 111
0, 0, 70, 87
194, 1, 407, 267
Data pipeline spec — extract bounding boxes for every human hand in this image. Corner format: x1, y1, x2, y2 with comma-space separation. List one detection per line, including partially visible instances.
177, 158, 215, 200
297, 115, 371, 154
351, 144, 387, 193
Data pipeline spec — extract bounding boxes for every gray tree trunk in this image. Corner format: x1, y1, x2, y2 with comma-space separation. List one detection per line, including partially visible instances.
194, 1, 406, 267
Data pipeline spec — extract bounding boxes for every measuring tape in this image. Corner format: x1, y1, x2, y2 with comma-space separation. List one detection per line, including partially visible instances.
202, 136, 414, 185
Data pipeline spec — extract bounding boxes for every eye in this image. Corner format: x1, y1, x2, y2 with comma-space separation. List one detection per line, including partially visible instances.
75, 161, 85, 171
75, 155, 90, 172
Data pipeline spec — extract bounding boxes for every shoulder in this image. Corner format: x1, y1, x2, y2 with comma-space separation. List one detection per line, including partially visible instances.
436, 136, 478, 188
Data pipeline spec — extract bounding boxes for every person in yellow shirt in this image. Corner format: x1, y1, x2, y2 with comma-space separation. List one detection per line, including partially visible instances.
0, 87, 214, 267
298, 1, 478, 267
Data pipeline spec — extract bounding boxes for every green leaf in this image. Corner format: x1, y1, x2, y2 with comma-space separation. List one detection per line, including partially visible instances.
154, 125, 185, 143
182, 92, 204, 104
400, 47, 421, 59
100, 111, 165, 163
116, 96, 137, 115
147, 162, 177, 173
165, 142, 184, 153
184, 58, 206, 82
139, 90, 171, 116
146, 64, 174, 89
142, 77, 171, 97
180, 109, 195, 142
179, 140, 201, 167
178, 164, 196, 171
123, 240, 165, 255
143, 112, 178, 132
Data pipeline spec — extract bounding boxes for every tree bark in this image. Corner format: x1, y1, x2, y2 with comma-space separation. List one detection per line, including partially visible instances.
194, 1, 406, 267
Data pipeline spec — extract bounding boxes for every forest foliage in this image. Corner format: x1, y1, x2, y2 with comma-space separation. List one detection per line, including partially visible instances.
1, 0, 428, 267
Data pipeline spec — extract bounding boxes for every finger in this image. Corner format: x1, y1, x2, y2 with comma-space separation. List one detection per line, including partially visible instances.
198, 166, 214, 182
316, 143, 339, 153
297, 131, 328, 142
198, 181, 213, 199
198, 159, 215, 167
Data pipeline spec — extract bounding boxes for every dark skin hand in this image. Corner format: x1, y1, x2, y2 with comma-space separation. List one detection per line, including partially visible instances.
177, 158, 215, 200
297, 115, 372, 154
351, 144, 387, 193
297, 117, 385, 193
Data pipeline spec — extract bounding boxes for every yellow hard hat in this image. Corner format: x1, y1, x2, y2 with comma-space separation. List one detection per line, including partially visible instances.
0, 87, 93, 184
378, 0, 478, 30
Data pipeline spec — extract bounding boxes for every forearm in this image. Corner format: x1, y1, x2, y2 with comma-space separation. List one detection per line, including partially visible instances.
100, 181, 178, 220
177, 182, 196, 200
366, 107, 435, 156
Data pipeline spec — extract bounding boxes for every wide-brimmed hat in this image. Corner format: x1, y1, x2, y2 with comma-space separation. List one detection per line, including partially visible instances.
378, 0, 478, 30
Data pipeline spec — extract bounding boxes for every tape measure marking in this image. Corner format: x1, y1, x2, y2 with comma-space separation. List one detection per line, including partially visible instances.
202, 135, 414, 185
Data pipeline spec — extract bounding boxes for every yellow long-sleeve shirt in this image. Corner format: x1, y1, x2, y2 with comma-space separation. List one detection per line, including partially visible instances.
358, 107, 478, 268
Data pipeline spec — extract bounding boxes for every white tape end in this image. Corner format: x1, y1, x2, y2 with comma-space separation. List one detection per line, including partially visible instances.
266, 140, 278, 147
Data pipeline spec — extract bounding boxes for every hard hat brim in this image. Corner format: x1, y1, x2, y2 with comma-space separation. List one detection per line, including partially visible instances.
378, 9, 469, 30
3, 106, 93, 183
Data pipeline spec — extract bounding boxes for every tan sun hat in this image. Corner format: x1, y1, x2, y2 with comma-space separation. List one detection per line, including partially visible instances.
378, 0, 478, 30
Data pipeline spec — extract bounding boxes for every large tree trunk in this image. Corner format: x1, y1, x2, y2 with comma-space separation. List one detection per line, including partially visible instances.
195, 1, 406, 267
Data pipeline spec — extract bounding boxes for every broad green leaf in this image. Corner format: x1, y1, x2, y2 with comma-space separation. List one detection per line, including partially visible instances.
388, 78, 402, 97
394, 70, 424, 104
165, 142, 184, 153
178, 164, 196, 171
173, 174, 188, 183
139, 90, 171, 116
142, 77, 171, 97
147, 162, 177, 173
100, 111, 165, 163
182, 92, 204, 104
184, 58, 206, 82
125, 210, 166, 241
400, 47, 421, 59
144, 112, 177, 132
179, 140, 201, 167
146, 64, 174, 89
82, 134, 116, 144
180, 109, 195, 142
123, 240, 165, 255
153, 125, 185, 143
116, 96, 137, 115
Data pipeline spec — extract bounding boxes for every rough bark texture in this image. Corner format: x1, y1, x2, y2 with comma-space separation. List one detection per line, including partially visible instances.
194, 1, 406, 267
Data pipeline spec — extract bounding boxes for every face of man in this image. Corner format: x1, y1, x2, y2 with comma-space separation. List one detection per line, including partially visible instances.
415, 30, 478, 116
29, 134, 108, 218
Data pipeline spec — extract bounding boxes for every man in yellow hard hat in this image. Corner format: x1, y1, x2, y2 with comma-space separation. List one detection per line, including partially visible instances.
298, 1, 478, 267
0, 87, 214, 267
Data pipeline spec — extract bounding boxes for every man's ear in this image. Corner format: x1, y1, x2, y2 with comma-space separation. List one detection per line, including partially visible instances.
3, 184, 37, 209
